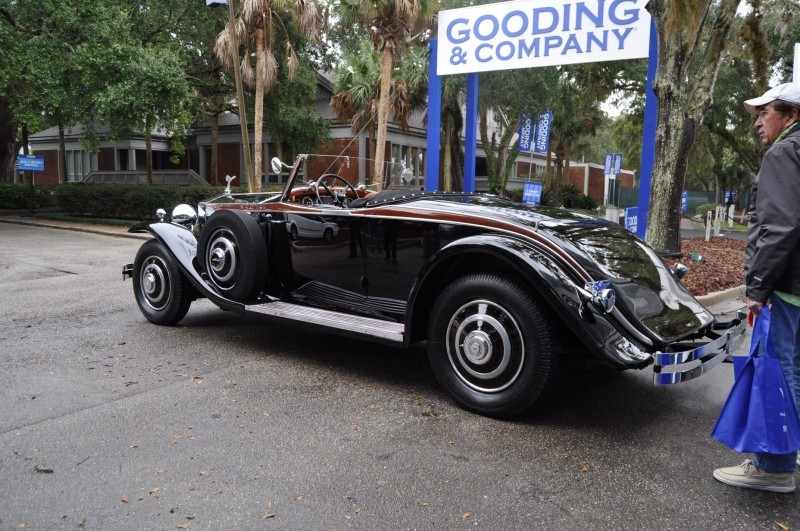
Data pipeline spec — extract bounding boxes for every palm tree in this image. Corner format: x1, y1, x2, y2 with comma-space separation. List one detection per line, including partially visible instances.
330, 40, 427, 187
441, 75, 465, 192
330, 40, 382, 183
216, 0, 320, 192
335, 0, 437, 189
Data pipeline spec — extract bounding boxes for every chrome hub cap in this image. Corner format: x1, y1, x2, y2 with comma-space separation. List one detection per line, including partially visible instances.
140, 257, 170, 310
446, 300, 525, 393
205, 229, 239, 291
463, 330, 493, 364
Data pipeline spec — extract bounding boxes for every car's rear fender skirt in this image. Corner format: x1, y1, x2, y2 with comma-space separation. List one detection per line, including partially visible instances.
129, 222, 244, 314
406, 234, 650, 370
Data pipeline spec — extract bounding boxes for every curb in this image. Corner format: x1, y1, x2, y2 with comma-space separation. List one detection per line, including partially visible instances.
696, 284, 745, 307
0, 217, 149, 240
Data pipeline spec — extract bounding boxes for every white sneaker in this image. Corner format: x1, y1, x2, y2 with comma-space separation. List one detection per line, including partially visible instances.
713, 460, 796, 493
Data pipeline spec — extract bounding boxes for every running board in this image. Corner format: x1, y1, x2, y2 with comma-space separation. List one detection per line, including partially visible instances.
246, 301, 405, 343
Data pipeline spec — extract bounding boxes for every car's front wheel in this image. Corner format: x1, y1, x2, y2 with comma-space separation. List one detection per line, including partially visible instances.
427, 274, 555, 418
132, 240, 193, 325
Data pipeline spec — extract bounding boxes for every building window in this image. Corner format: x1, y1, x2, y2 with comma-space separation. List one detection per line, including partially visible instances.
66, 151, 98, 182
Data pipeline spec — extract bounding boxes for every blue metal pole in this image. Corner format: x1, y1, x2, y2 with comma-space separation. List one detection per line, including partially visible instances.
636, 19, 658, 240
463, 73, 479, 193
425, 39, 442, 191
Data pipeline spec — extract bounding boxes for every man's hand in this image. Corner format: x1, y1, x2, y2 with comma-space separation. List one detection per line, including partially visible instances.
746, 297, 763, 316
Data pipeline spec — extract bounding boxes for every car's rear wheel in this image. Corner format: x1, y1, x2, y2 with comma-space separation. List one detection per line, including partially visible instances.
197, 209, 267, 300
427, 274, 555, 418
132, 240, 193, 325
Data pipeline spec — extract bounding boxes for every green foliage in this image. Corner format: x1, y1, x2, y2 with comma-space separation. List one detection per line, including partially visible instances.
0, 184, 57, 209
559, 184, 599, 210
266, 65, 330, 153
52, 184, 237, 221
695, 202, 720, 220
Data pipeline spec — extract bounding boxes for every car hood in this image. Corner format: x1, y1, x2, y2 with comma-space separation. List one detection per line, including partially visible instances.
412, 196, 714, 344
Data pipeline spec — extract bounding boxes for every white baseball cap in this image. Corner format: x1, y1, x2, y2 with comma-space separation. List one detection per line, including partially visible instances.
744, 83, 800, 115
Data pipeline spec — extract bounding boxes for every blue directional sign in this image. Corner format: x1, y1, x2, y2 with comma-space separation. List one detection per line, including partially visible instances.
18, 155, 44, 172
522, 182, 543, 205
624, 207, 638, 233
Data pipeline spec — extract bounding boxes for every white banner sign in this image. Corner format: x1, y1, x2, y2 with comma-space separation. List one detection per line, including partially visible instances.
437, 0, 651, 76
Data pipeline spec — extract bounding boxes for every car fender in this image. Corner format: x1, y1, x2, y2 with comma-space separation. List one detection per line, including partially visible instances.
129, 222, 244, 313
406, 233, 650, 369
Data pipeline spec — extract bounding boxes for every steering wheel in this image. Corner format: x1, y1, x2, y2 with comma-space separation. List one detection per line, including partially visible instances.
315, 174, 357, 207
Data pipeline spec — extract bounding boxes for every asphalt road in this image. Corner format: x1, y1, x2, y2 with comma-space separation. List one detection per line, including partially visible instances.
1, 223, 797, 530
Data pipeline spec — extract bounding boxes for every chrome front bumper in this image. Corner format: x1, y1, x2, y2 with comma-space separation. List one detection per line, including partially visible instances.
652, 311, 747, 385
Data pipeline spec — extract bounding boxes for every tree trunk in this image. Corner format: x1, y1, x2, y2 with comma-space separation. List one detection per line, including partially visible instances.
479, 109, 499, 192
443, 112, 452, 192
563, 143, 572, 191
0, 94, 17, 183
373, 45, 393, 190
58, 121, 67, 184
646, 0, 738, 253
211, 114, 219, 186
497, 119, 519, 195
145, 132, 153, 186
253, 14, 265, 193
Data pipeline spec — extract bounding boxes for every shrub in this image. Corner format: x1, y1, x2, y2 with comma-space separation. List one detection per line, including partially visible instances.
696, 202, 719, 220
558, 184, 598, 210
508, 188, 524, 202
52, 184, 248, 221
0, 184, 56, 209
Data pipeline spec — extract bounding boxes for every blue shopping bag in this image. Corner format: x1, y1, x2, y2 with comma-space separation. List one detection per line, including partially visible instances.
711, 306, 800, 454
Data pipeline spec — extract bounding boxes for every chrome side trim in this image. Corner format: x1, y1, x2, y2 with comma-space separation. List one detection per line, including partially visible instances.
246, 301, 405, 343
652, 313, 747, 385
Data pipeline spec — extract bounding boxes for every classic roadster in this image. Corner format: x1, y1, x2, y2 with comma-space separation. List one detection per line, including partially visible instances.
123, 154, 746, 418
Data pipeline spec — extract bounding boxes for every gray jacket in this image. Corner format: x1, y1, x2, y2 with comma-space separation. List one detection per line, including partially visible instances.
745, 123, 800, 302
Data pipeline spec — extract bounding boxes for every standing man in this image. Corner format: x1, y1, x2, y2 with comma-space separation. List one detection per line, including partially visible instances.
713, 83, 800, 493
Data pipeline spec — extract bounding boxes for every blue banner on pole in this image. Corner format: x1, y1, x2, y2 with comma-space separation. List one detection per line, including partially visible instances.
18, 155, 44, 172
604, 153, 613, 175
533, 112, 552, 154
517, 111, 534, 152
681, 191, 688, 212
613, 153, 623, 175
522, 182, 543, 205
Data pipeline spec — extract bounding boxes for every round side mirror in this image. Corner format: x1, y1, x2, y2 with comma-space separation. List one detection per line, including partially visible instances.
271, 157, 283, 174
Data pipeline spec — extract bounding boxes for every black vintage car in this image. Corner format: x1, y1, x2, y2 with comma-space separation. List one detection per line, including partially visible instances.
123, 154, 745, 418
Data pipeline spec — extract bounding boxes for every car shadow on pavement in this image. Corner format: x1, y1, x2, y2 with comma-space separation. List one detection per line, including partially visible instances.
176, 304, 686, 432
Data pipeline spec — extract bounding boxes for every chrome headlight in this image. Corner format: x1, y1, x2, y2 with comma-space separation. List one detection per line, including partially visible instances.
585, 280, 616, 314
171, 204, 197, 228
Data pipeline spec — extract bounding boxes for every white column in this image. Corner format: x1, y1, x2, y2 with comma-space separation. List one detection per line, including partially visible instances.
583, 165, 589, 195
794, 43, 799, 84
129, 148, 136, 171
